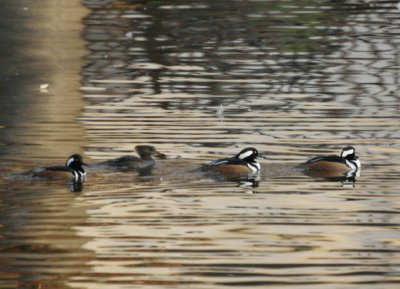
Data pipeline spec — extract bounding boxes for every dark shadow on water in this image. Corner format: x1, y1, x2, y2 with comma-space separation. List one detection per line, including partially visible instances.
200, 170, 260, 188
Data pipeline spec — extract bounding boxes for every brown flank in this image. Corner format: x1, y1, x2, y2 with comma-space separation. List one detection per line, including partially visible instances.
207, 164, 251, 174
304, 161, 349, 172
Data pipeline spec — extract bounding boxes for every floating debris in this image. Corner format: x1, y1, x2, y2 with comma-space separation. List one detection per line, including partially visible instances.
125, 31, 134, 39
40, 83, 49, 93
216, 104, 224, 118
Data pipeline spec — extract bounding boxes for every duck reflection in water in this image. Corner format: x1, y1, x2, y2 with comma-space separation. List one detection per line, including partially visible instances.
299, 146, 361, 184
200, 147, 261, 187
96, 145, 166, 176
69, 179, 84, 192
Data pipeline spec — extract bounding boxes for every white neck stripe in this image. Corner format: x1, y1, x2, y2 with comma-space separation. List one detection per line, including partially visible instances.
346, 158, 361, 171
73, 170, 86, 181
247, 161, 260, 173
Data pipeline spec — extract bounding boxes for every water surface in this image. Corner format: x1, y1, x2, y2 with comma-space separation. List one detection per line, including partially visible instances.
0, 0, 400, 288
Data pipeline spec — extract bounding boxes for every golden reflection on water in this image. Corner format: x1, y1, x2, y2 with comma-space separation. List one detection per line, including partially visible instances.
0, 0, 88, 161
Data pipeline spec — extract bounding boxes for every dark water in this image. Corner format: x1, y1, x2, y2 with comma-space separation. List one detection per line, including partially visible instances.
0, 0, 400, 288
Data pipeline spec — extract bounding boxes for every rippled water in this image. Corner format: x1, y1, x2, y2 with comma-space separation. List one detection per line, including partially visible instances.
0, 0, 400, 288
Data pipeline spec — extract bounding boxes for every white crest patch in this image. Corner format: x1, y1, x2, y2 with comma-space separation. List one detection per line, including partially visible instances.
238, 150, 253, 160
341, 148, 355, 158
66, 157, 75, 168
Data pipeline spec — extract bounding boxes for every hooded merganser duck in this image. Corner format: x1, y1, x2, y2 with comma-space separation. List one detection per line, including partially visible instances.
32, 154, 87, 181
97, 145, 166, 170
202, 147, 260, 175
302, 146, 361, 173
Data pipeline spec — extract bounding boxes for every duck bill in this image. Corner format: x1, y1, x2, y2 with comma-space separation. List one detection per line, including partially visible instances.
153, 151, 167, 159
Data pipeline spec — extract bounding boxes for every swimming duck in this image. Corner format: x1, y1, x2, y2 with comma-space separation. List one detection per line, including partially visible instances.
202, 147, 260, 175
302, 146, 361, 173
97, 145, 166, 170
32, 154, 87, 181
